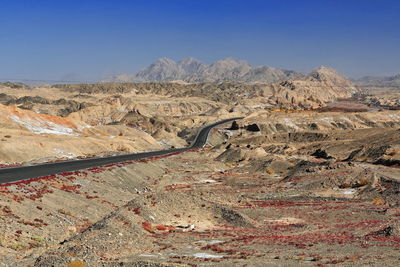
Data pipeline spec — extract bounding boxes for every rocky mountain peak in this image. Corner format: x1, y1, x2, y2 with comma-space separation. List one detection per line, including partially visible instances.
154, 57, 176, 64
212, 57, 251, 68
108, 57, 305, 83
179, 56, 201, 65
178, 57, 206, 73
304, 66, 359, 95
308, 66, 350, 83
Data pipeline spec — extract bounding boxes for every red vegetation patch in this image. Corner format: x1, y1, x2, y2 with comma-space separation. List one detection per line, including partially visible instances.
155, 224, 176, 232
128, 207, 141, 215
142, 221, 155, 233
0, 163, 22, 168
334, 220, 384, 229
12, 194, 24, 202
0, 148, 202, 187
26, 185, 54, 201
60, 184, 81, 193
1, 205, 19, 219
155, 224, 167, 231
76, 219, 93, 232
58, 171, 85, 178
0, 174, 58, 187
85, 194, 99, 200
17, 219, 41, 227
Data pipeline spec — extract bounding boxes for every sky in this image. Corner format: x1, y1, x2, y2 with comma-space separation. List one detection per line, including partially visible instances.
0, 0, 399, 82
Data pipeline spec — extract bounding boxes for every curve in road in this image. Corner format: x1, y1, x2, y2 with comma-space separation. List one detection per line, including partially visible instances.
0, 117, 243, 185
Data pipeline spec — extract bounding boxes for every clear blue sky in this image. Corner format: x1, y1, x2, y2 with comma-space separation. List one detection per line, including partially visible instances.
0, 0, 399, 82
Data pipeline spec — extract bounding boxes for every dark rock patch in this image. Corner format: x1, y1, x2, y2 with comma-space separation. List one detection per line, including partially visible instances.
217, 207, 253, 227
246, 123, 260, 132
0, 82, 30, 89
308, 122, 319, 130
311, 149, 334, 159
367, 226, 393, 237
0, 93, 17, 105
228, 120, 240, 130
374, 158, 400, 167
16, 96, 50, 105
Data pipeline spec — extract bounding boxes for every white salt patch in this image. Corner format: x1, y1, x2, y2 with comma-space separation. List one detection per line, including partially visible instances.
283, 118, 299, 130
342, 189, 356, 195
139, 254, 163, 258
250, 104, 264, 109
158, 140, 171, 147
320, 117, 334, 123
77, 125, 91, 131
53, 148, 76, 159
196, 240, 223, 245
192, 253, 223, 259
200, 179, 217, 183
388, 114, 400, 120
340, 117, 352, 122
10, 115, 77, 136
208, 240, 223, 245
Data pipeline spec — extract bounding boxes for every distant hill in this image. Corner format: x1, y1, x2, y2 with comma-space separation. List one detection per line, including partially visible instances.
0, 82, 30, 89
59, 65, 358, 110
108, 57, 304, 83
355, 74, 400, 89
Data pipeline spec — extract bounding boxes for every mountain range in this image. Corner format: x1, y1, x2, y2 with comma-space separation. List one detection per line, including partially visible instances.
355, 74, 400, 89
108, 57, 304, 83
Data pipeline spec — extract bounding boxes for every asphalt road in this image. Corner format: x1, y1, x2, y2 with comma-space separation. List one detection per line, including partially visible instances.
0, 117, 242, 185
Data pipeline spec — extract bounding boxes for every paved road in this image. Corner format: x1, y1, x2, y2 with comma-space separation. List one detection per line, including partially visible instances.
0, 117, 242, 185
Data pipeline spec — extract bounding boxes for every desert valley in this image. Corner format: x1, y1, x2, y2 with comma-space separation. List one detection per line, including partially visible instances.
0, 57, 399, 266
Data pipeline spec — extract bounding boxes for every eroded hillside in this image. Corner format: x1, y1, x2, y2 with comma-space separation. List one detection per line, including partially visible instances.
54, 66, 359, 110
0, 118, 399, 266
1, 70, 400, 266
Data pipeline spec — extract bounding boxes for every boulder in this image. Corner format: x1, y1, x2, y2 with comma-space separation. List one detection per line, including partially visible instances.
246, 123, 260, 132
311, 148, 333, 159
228, 120, 240, 130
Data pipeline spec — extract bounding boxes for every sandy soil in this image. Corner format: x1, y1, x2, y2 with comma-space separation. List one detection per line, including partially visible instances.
0, 120, 399, 266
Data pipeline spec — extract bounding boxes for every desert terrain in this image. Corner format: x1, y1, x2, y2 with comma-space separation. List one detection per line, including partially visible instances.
0, 65, 400, 266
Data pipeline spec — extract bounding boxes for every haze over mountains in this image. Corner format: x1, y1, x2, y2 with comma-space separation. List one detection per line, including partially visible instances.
355, 73, 400, 89
109, 57, 304, 83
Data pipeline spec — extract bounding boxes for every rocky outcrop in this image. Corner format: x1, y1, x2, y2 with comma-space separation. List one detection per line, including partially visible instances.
0, 93, 93, 117
57, 66, 359, 110
0, 82, 30, 89
267, 66, 360, 109
246, 124, 261, 132
311, 148, 334, 159
228, 121, 240, 130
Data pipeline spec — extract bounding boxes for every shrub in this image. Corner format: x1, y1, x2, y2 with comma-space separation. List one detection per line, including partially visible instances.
265, 168, 275, 174
357, 177, 370, 186
372, 197, 385, 206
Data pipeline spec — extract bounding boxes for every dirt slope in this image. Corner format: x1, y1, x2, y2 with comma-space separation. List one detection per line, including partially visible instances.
0, 104, 162, 164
